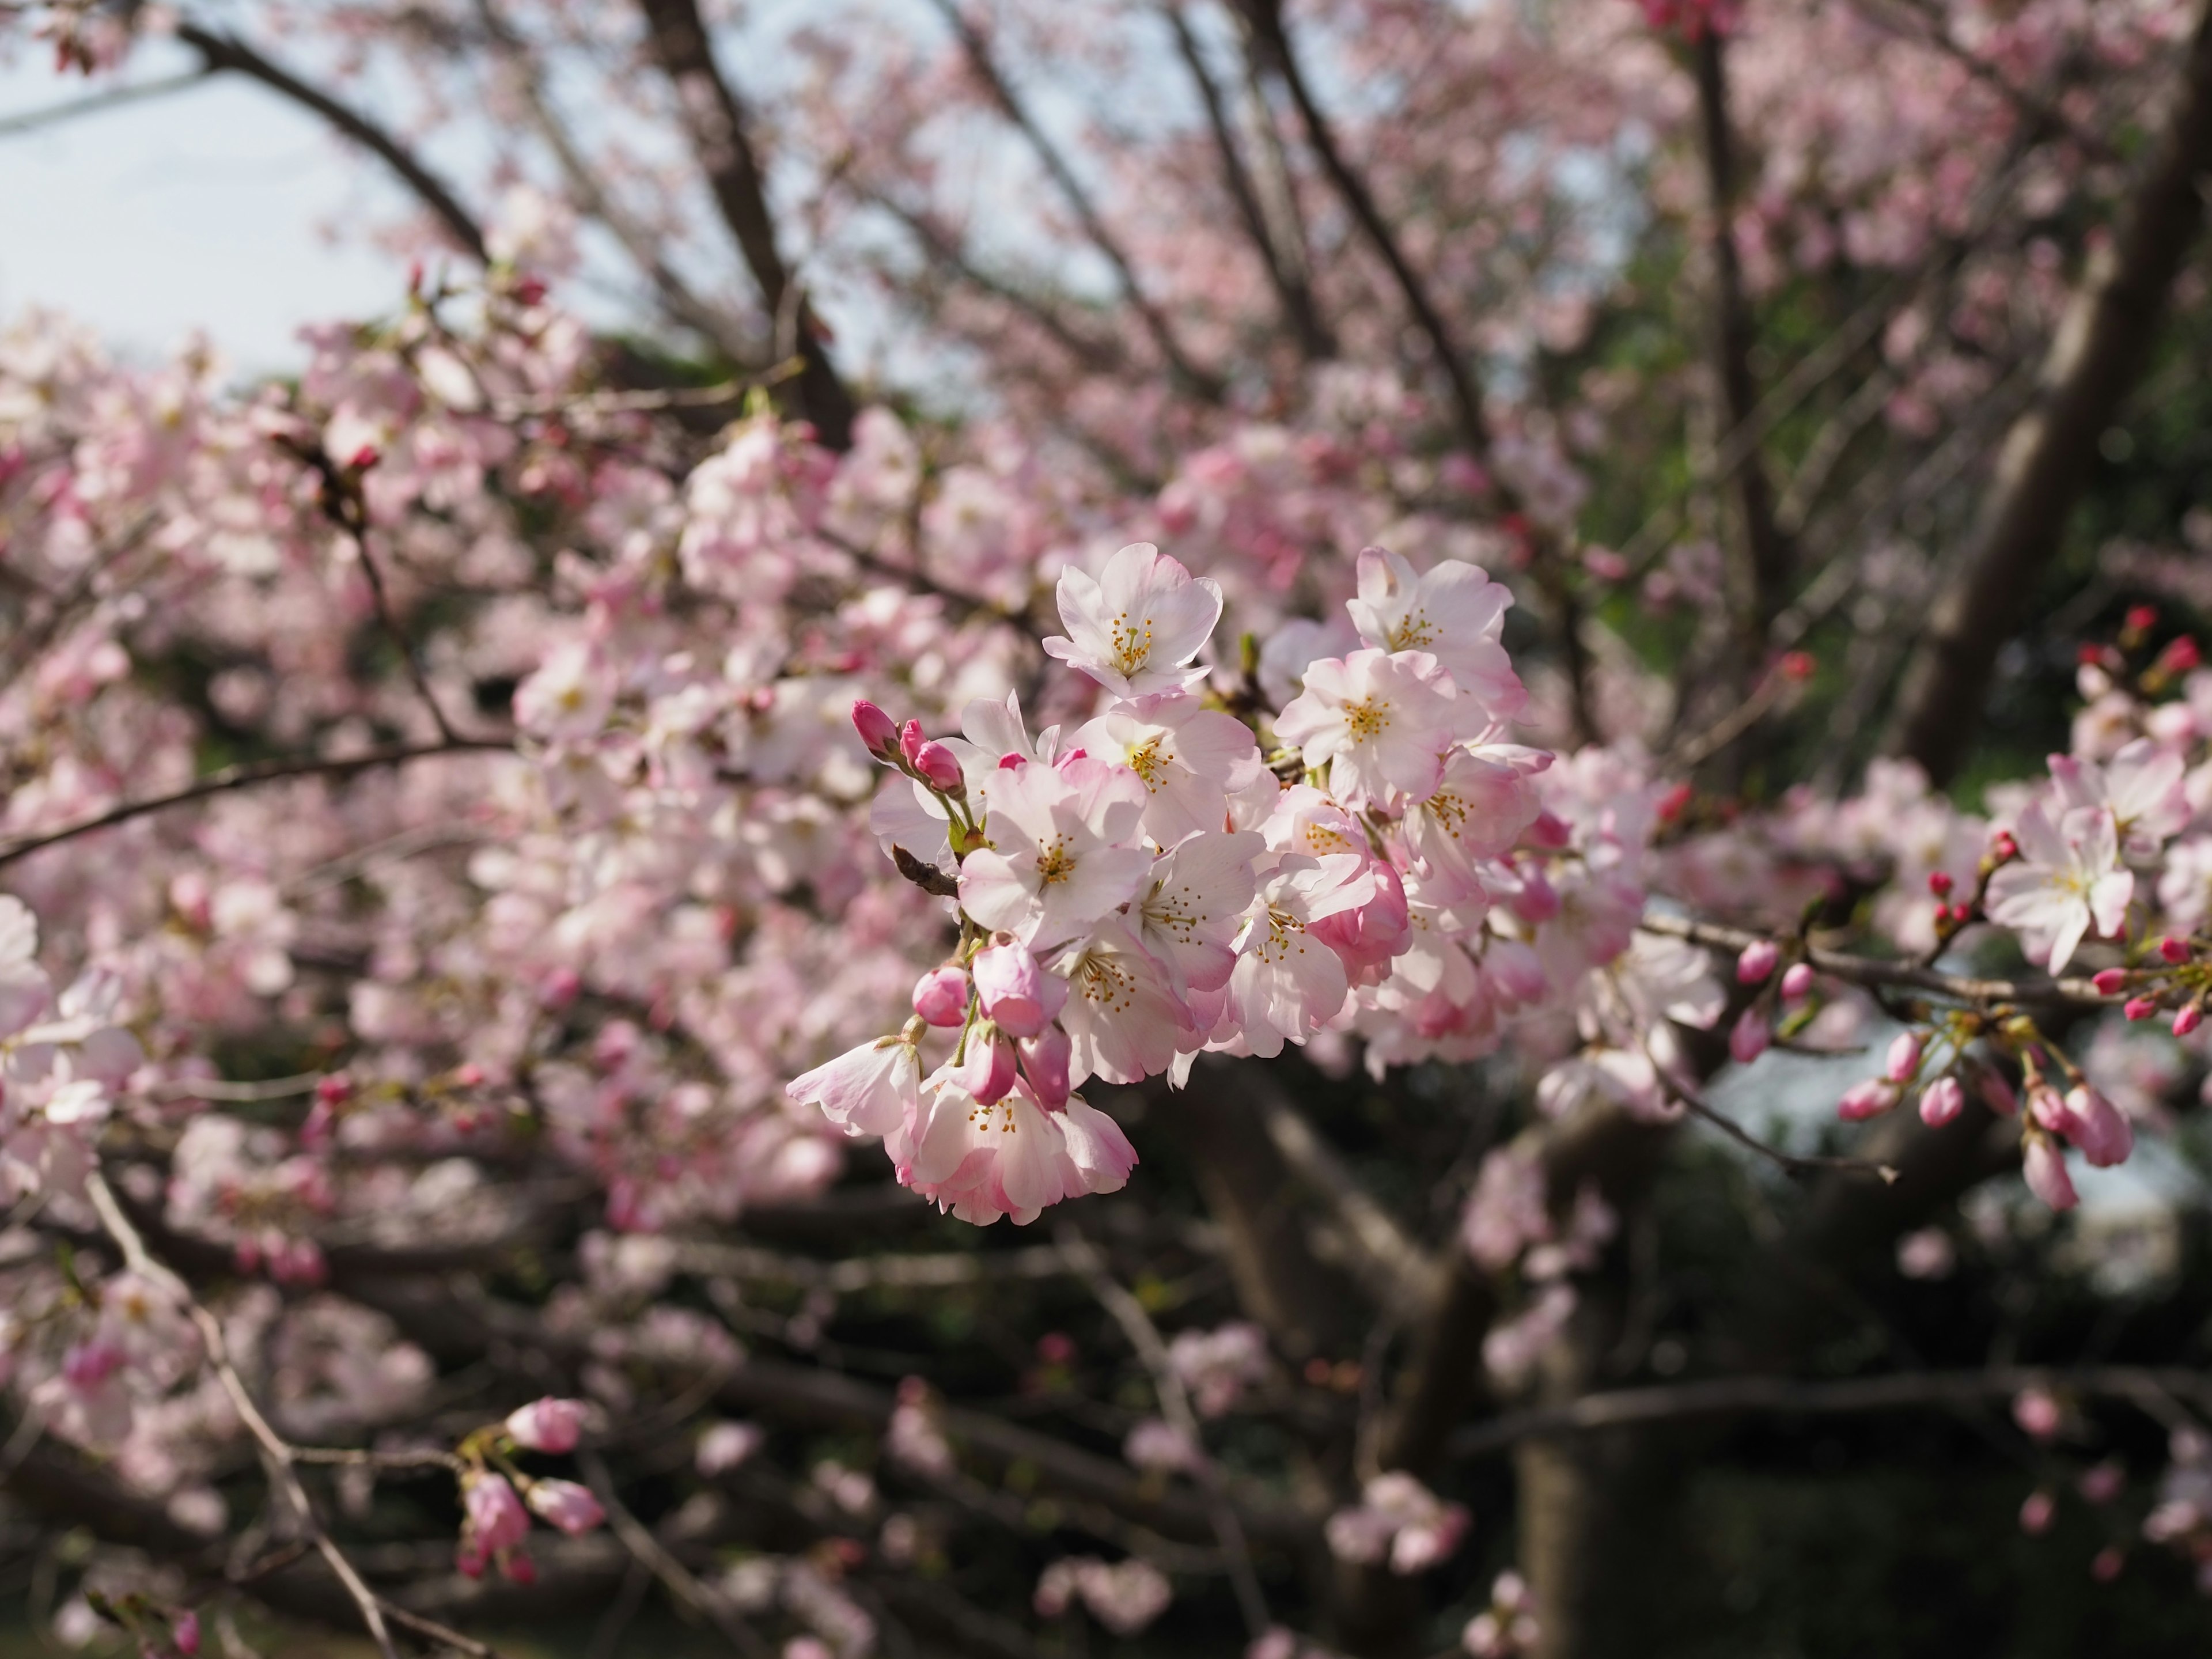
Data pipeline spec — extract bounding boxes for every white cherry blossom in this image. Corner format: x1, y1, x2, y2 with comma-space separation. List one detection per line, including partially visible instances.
1041, 542, 1223, 700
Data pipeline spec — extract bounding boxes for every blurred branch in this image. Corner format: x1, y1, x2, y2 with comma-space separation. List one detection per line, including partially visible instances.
1691, 30, 1793, 647
1448, 1363, 2212, 1460
1161, 2, 1334, 359
1636, 911, 2114, 1009
1059, 1230, 1272, 1641
634, 0, 857, 447
0, 68, 208, 136
175, 21, 486, 262
922, 0, 1223, 399
84, 1169, 402, 1659
1887, 0, 2212, 781
472, 0, 753, 361
0, 738, 507, 874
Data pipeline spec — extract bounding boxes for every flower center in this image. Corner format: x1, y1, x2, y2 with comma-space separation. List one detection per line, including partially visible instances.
1035, 834, 1078, 886
1343, 696, 1391, 743
1126, 735, 1167, 790
1110, 609, 1156, 675
1391, 611, 1436, 652
1253, 907, 1308, 963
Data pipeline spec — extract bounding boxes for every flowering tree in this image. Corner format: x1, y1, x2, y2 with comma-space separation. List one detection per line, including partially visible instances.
8, 0, 2212, 1656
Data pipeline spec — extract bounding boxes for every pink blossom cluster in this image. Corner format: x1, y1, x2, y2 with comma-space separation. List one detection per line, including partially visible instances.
787, 541, 1562, 1222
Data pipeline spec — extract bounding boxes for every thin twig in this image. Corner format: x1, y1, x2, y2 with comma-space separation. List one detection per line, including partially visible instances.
84, 1170, 400, 1659
0, 738, 507, 873
1637, 910, 2113, 1009
577, 1448, 770, 1658
1056, 1230, 1272, 1642
1445, 1363, 2212, 1460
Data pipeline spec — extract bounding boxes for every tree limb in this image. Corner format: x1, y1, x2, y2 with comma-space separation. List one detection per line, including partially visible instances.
632, 0, 858, 448
1885, 0, 2212, 781
175, 21, 487, 262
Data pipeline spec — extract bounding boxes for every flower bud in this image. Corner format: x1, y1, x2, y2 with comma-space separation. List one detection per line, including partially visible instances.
852, 698, 900, 756
2018, 1488, 2057, 1536
1919, 1075, 1965, 1128
2124, 996, 2159, 1021
1019, 1025, 1073, 1109
898, 718, 926, 767
1729, 1007, 1770, 1065
1837, 1078, 1899, 1121
2161, 936, 2192, 965
505, 1397, 586, 1454
1736, 939, 1778, 984
912, 740, 964, 794
1977, 1066, 2018, 1116
2022, 1137, 2078, 1213
1781, 963, 1814, 1001
2176, 1005, 2203, 1038
971, 942, 1065, 1038
173, 1612, 201, 1657
1507, 868, 1561, 924
526, 1478, 607, 1536
1927, 870, 1954, 897
911, 965, 971, 1027
1524, 810, 1572, 850
2063, 1085, 2133, 1168
1884, 1029, 1923, 1084
2092, 968, 2128, 995
955, 1028, 1017, 1104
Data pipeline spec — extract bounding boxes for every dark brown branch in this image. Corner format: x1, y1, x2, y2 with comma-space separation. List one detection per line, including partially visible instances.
922, 0, 1224, 399
175, 22, 487, 262
633, 0, 857, 448
1635, 911, 2113, 1009
472, 0, 752, 361
1886, 0, 2212, 781
1161, 2, 1334, 360
1691, 30, 1792, 642
1448, 1363, 2212, 1461
1237, 0, 1482, 457
0, 738, 507, 873
1237, 0, 1597, 741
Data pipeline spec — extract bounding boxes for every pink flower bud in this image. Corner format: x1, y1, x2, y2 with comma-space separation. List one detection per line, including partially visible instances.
2091, 1546, 2124, 1583
2013, 1388, 2062, 1442
1884, 1030, 1924, 1084
1781, 963, 1814, 1001
2018, 1488, 2056, 1535
526, 1478, 606, 1536
2022, 1137, 2078, 1212
1729, 1007, 1771, 1064
2175, 1005, 2203, 1037
1919, 1075, 1965, 1127
2062, 1085, 2133, 1168
1525, 810, 1571, 850
956, 1029, 1018, 1104
852, 698, 900, 756
1837, 1078, 1899, 1121
173, 1612, 201, 1656
463, 1472, 531, 1555
2124, 995, 2159, 1021
502, 1549, 536, 1585
898, 718, 926, 767
1978, 1066, 2018, 1117
911, 966, 971, 1027
505, 1397, 586, 1455
1019, 1025, 1072, 1109
2161, 936, 2191, 964
912, 740, 964, 793
971, 942, 1066, 1038
2079, 1461, 2124, 1505
1507, 868, 1561, 923
2092, 968, 2128, 995
1736, 939, 1779, 984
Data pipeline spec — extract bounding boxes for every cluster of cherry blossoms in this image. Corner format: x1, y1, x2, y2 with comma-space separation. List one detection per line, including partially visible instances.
787, 541, 1552, 1223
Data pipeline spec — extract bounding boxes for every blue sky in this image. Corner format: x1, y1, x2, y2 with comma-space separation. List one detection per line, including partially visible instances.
0, 42, 423, 372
